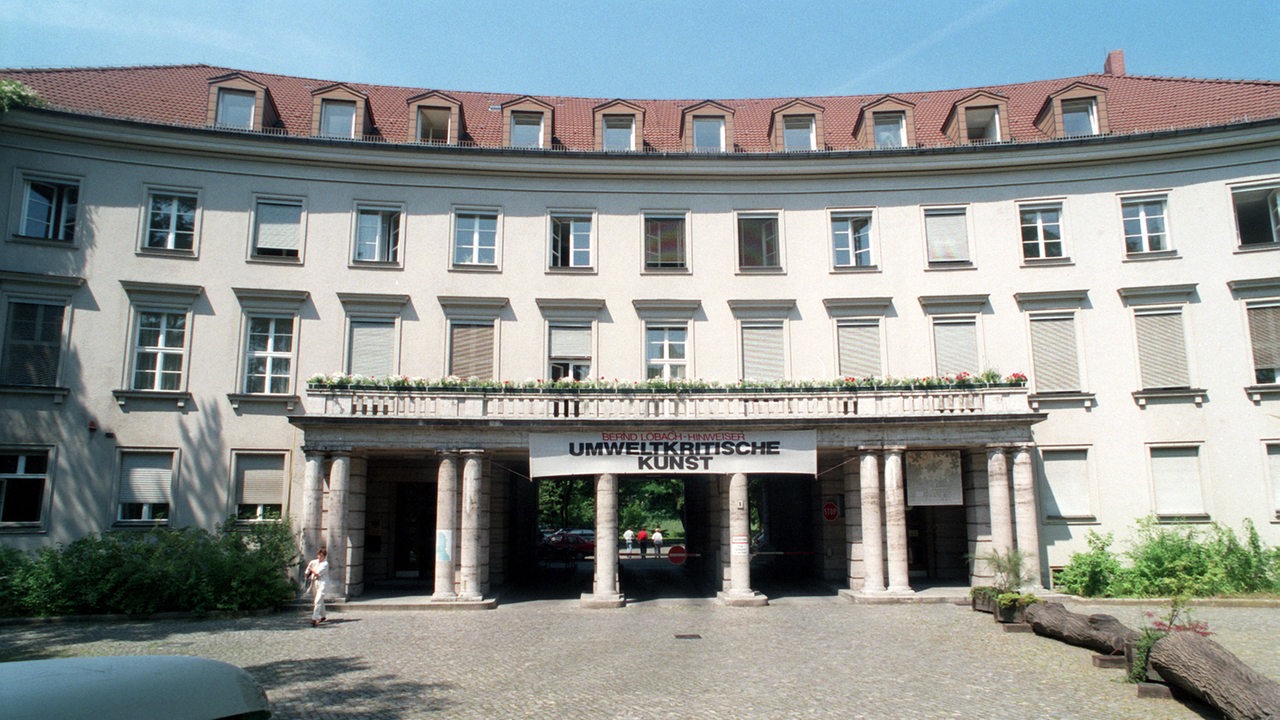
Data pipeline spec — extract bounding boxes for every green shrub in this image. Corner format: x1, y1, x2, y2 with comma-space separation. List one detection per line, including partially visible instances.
1054, 531, 1124, 597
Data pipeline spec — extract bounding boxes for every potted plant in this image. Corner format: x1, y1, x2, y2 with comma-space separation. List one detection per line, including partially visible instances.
969, 585, 999, 613
994, 591, 1041, 623
972, 548, 1038, 622
1125, 597, 1211, 683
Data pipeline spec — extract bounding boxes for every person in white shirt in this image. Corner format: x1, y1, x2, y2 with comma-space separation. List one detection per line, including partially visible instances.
653, 529, 664, 558
623, 528, 635, 555
304, 548, 329, 626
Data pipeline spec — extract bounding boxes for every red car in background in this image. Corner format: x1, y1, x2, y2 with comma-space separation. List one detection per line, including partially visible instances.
539, 531, 596, 561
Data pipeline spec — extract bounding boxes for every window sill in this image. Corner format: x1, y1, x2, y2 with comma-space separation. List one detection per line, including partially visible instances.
831, 265, 880, 274
0, 523, 47, 534
1028, 391, 1095, 410
8, 234, 77, 249
113, 389, 193, 408
113, 521, 170, 529
349, 261, 403, 271
1021, 257, 1073, 268
1123, 249, 1179, 262
0, 385, 70, 404
137, 247, 198, 260
642, 267, 691, 275
227, 393, 299, 411
1132, 387, 1206, 407
1155, 513, 1211, 524
1042, 516, 1099, 525
449, 264, 502, 273
546, 267, 598, 275
735, 267, 785, 275
924, 262, 975, 271
1234, 243, 1279, 255
247, 255, 302, 266
1245, 384, 1280, 404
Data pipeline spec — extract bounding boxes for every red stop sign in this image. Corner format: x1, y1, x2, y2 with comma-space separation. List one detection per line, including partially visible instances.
667, 545, 687, 565
822, 502, 839, 522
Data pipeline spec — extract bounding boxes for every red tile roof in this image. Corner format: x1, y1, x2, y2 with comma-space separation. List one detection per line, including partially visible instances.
4, 63, 1279, 152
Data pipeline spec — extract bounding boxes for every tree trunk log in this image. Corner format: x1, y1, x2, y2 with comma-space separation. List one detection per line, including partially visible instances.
1148, 631, 1280, 720
1023, 602, 1139, 655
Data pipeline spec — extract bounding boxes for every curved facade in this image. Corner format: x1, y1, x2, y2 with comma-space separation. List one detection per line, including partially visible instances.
2, 57, 1279, 604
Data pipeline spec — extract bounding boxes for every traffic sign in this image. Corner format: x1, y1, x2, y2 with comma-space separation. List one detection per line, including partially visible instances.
667, 545, 687, 565
822, 501, 840, 522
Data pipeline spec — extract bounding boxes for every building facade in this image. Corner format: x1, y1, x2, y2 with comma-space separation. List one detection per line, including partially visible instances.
1, 52, 1278, 605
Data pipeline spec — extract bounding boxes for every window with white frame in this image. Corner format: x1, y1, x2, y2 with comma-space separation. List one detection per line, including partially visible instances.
836, 319, 882, 378
19, 177, 78, 242
1, 300, 65, 386
932, 317, 979, 377
1149, 446, 1206, 518
1061, 98, 1099, 137
783, 115, 815, 151
449, 322, 494, 380
1231, 186, 1280, 247
1020, 203, 1064, 260
118, 450, 173, 523
737, 213, 780, 270
416, 106, 450, 143
215, 88, 255, 130
319, 99, 357, 138
1247, 302, 1280, 384
354, 206, 401, 264
548, 323, 592, 381
831, 212, 873, 268
510, 111, 543, 148
131, 309, 188, 391
965, 106, 1000, 142
347, 319, 396, 378
644, 215, 686, 270
243, 315, 294, 394
1133, 307, 1191, 389
453, 211, 498, 267
692, 117, 724, 152
603, 115, 635, 151
741, 321, 785, 381
645, 324, 687, 380
1268, 443, 1280, 518
550, 214, 592, 269
1040, 448, 1092, 520
1122, 196, 1169, 255
144, 191, 197, 252
873, 112, 906, 148
1, 450, 48, 525
1028, 313, 1082, 392
234, 453, 284, 522
924, 207, 970, 264
251, 199, 302, 259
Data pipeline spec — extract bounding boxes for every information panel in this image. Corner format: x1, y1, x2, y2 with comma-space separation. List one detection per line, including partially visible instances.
905, 450, 964, 506
529, 430, 816, 477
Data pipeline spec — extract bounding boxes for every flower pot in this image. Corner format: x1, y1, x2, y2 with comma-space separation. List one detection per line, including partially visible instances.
971, 592, 996, 614
993, 603, 1026, 623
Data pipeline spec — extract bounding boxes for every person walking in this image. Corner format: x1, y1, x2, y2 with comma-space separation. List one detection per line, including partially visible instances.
305, 548, 329, 626
623, 527, 635, 555
653, 528, 664, 558
637, 528, 649, 558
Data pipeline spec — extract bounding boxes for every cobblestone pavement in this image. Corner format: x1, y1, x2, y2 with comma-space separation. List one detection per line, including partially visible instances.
3, 597, 1278, 719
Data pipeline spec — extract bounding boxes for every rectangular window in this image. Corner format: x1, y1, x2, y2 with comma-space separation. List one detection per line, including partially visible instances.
416, 106, 450, 143
550, 215, 592, 269
453, 212, 498, 267
741, 322, 785, 380
924, 208, 970, 264
836, 320, 881, 378
1040, 448, 1092, 520
348, 319, 395, 378
354, 207, 401, 263
252, 199, 301, 259
1028, 314, 1081, 392
644, 215, 686, 270
0, 451, 48, 525
737, 214, 780, 270
1268, 444, 1280, 519
145, 191, 197, 252
510, 111, 543, 148
1122, 197, 1168, 254
1134, 308, 1190, 389
831, 212, 873, 268
449, 322, 494, 380
1247, 303, 1280, 384
965, 106, 1000, 142
2, 301, 65, 386
1150, 446, 1205, 517
1061, 98, 1098, 136
1232, 186, 1280, 247
1020, 203, 1064, 260
783, 115, 815, 151
645, 324, 687, 380
243, 316, 294, 394
20, 178, 78, 241
118, 451, 172, 523
873, 112, 905, 148
131, 310, 187, 391
548, 324, 592, 381
692, 117, 724, 152
234, 453, 284, 522
319, 99, 357, 138
933, 317, 979, 377
215, 88, 255, 129
603, 115, 635, 151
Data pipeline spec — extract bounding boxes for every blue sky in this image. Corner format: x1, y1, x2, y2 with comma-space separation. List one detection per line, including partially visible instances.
1, 0, 1276, 99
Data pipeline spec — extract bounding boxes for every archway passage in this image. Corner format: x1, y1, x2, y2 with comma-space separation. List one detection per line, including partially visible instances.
748, 475, 823, 598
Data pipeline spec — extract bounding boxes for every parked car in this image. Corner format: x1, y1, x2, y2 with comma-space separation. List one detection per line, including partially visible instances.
539, 531, 596, 561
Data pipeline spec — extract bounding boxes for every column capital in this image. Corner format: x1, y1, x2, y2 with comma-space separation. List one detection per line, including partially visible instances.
856, 445, 883, 453
460, 448, 485, 456
883, 445, 906, 455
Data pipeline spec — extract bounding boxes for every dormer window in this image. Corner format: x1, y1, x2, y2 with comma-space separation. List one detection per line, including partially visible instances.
215, 88, 255, 130
206, 73, 270, 133
1062, 98, 1098, 136
320, 99, 357, 138
858, 97, 916, 149
693, 116, 725, 152
965, 106, 1000, 142
602, 115, 635, 151
511, 111, 544, 148
783, 115, 815, 151
1037, 83, 1108, 139
417, 106, 450, 143
406, 91, 461, 145
873, 112, 906, 148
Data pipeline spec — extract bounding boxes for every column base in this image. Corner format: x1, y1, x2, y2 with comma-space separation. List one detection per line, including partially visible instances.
579, 592, 626, 609
718, 590, 769, 607
886, 585, 915, 594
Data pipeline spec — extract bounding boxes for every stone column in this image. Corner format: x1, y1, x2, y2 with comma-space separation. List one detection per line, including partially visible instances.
1012, 445, 1043, 589
301, 450, 325, 565
458, 450, 484, 601
859, 449, 886, 593
432, 452, 459, 600
883, 447, 912, 594
986, 447, 1014, 555
325, 451, 351, 598
583, 472, 624, 607
346, 456, 367, 597
719, 472, 766, 605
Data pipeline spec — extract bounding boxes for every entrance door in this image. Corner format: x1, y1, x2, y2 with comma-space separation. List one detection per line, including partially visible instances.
907, 505, 968, 581
393, 483, 435, 581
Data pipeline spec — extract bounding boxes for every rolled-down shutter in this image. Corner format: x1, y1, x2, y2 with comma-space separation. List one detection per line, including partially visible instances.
120, 452, 173, 504
837, 322, 881, 378
1134, 310, 1189, 388
451, 323, 494, 379
255, 202, 301, 251
237, 454, 284, 506
742, 323, 784, 380
1029, 315, 1080, 392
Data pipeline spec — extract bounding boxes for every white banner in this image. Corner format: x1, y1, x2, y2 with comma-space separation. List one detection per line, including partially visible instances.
906, 450, 964, 506
529, 430, 816, 477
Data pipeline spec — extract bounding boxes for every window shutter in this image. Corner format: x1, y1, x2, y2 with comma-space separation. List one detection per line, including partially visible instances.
742, 323, 784, 380
1041, 449, 1090, 518
1150, 447, 1203, 515
933, 320, 978, 376
451, 323, 494, 379
549, 325, 591, 358
2, 302, 63, 385
1029, 316, 1080, 392
237, 454, 284, 505
1135, 311, 1189, 388
349, 320, 395, 377
1248, 305, 1280, 372
925, 211, 968, 262
120, 453, 173, 504
256, 203, 301, 250
837, 322, 881, 378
